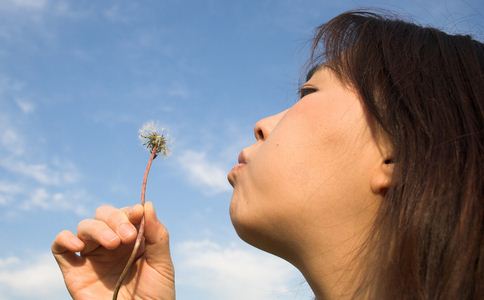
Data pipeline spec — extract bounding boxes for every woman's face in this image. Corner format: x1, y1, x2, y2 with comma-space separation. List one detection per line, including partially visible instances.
227, 67, 390, 261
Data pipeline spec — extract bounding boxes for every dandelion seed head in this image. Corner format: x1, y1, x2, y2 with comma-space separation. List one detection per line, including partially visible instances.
138, 121, 170, 156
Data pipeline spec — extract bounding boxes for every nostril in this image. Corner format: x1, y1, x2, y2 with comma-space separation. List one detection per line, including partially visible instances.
256, 128, 264, 141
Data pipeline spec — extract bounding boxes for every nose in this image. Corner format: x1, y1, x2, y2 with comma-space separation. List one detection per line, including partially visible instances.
253, 109, 288, 142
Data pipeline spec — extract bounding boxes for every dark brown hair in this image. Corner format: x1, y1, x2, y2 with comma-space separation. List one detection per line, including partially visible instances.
308, 10, 483, 299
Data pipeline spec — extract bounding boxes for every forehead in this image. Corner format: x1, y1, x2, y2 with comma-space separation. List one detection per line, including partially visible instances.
305, 66, 336, 85
305, 64, 324, 81
304, 66, 361, 102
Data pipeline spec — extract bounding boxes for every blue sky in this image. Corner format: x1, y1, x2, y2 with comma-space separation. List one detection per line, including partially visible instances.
0, 0, 482, 299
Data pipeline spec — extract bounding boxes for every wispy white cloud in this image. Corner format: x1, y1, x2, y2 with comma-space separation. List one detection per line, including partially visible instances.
176, 239, 311, 300
0, 159, 80, 186
0, 242, 309, 300
0, 181, 22, 194
176, 150, 231, 195
0, 123, 89, 215
0, 0, 90, 48
0, 179, 90, 216
0, 74, 24, 97
0, 127, 24, 156
51, 0, 75, 18
0, 257, 20, 268
0, 181, 22, 205
0, 0, 48, 11
19, 187, 89, 216
0, 0, 86, 17
103, 3, 131, 23
0, 76, 28, 156
0, 252, 68, 300
0, 76, 89, 217
15, 98, 35, 114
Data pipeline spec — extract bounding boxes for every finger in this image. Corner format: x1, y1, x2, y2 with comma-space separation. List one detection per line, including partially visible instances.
94, 205, 140, 244
77, 219, 121, 250
121, 204, 144, 225
143, 202, 174, 278
51, 230, 84, 267
106, 204, 144, 225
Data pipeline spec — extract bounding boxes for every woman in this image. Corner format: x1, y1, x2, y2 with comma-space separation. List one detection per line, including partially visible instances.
52, 11, 483, 299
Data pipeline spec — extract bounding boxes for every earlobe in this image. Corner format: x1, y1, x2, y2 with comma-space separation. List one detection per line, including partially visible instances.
370, 159, 394, 195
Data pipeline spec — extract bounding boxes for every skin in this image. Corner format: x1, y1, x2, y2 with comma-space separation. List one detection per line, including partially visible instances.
228, 67, 393, 299
51, 202, 175, 300
52, 67, 392, 299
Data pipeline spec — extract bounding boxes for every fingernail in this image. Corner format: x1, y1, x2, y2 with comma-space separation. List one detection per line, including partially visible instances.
133, 204, 143, 214
102, 230, 118, 243
147, 201, 159, 221
119, 223, 136, 239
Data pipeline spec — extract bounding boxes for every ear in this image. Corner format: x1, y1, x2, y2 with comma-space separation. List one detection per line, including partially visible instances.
370, 158, 394, 195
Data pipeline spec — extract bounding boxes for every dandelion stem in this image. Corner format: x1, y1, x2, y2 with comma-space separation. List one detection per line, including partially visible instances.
112, 145, 158, 300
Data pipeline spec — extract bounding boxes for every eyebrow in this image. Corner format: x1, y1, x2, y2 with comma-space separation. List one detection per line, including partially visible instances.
305, 64, 324, 81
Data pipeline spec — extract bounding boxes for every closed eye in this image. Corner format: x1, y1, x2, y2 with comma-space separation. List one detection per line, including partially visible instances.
297, 86, 318, 101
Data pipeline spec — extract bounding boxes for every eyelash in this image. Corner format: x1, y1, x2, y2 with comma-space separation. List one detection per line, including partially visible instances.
297, 87, 318, 101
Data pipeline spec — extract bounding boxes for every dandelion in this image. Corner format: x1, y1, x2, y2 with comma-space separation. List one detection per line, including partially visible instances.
112, 121, 170, 300
138, 121, 170, 157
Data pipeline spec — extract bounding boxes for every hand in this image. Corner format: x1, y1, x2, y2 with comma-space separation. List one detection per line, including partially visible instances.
51, 202, 175, 300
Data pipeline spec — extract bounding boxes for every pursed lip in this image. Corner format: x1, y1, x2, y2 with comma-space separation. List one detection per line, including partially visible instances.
227, 150, 248, 187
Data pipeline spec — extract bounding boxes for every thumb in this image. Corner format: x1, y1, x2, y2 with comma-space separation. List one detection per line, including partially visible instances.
143, 201, 175, 279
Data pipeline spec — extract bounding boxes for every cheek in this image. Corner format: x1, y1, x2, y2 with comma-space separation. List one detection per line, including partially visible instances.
229, 142, 298, 243
230, 94, 378, 247
251, 109, 348, 202
230, 128, 332, 241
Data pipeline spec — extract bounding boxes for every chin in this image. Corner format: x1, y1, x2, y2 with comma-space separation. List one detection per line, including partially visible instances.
233, 222, 295, 265
230, 198, 293, 261
229, 194, 251, 243
229, 192, 256, 240
231, 216, 267, 252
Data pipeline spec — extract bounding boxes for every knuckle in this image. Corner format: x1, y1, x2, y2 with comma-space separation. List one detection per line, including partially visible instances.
77, 219, 92, 232
106, 210, 123, 225
95, 204, 113, 217
77, 219, 110, 240
120, 206, 130, 216
50, 242, 58, 254
58, 230, 71, 240
51, 230, 71, 253
52, 232, 62, 244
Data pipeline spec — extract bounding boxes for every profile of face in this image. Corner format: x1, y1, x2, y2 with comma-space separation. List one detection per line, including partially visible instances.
227, 67, 393, 265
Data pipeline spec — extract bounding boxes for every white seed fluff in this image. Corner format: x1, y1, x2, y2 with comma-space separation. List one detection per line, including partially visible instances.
138, 121, 170, 156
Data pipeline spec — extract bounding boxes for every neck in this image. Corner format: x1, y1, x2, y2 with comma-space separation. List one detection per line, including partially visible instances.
285, 230, 368, 300
301, 250, 360, 299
